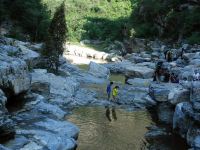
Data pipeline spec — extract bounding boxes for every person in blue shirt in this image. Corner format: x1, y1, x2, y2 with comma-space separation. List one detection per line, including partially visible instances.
106, 81, 113, 100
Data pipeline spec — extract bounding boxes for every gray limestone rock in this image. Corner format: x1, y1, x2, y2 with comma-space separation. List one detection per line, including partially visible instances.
88, 61, 110, 79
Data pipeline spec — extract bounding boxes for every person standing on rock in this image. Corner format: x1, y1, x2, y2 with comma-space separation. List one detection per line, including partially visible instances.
112, 86, 119, 101
106, 81, 113, 100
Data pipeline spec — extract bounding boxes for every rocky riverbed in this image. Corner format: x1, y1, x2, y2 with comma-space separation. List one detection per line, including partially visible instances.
0, 36, 200, 149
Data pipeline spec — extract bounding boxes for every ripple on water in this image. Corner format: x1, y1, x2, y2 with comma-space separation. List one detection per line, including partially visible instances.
66, 107, 153, 150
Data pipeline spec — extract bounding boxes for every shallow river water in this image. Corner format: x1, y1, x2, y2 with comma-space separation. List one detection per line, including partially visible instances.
67, 107, 152, 150
66, 63, 188, 150
67, 107, 188, 150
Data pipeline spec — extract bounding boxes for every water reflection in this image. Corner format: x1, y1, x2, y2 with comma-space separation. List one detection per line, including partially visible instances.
105, 106, 117, 122
67, 107, 152, 150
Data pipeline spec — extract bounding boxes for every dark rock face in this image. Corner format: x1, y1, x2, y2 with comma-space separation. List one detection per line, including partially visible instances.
157, 103, 174, 124
0, 54, 31, 97
0, 90, 15, 143
31, 82, 50, 97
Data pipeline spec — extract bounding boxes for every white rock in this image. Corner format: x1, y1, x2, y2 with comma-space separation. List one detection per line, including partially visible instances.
88, 61, 110, 79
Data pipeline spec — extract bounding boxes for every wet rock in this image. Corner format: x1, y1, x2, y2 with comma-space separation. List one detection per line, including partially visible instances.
0, 54, 31, 96
88, 61, 110, 79
145, 126, 168, 139
125, 66, 154, 79
157, 103, 174, 124
31, 69, 79, 98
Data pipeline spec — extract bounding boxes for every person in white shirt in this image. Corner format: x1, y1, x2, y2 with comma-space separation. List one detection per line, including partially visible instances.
193, 70, 200, 81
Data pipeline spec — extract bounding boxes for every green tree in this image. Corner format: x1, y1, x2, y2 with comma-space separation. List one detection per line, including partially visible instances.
45, 1, 67, 72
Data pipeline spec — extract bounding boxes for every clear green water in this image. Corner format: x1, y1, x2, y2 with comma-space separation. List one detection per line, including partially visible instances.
67, 107, 152, 150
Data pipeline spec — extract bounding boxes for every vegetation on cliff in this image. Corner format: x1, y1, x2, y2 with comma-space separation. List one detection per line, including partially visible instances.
1, 0, 200, 44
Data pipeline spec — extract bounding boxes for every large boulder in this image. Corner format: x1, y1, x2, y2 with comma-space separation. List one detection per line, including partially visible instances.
0, 37, 40, 66
103, 60, 133, 73
31, 69, 79, 98
173, 102, 192, 137
125, 66, 154, 79
88, 62, 110, 79
149, 83, 190, 105
118, 85, 156, 107
0, 54, 31, 96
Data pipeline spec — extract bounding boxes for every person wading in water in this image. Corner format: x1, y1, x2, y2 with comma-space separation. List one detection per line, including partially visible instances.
112, 86, 119, 101
106, 81, 113, 100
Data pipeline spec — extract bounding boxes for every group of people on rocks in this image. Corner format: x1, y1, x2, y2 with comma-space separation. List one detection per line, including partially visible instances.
106, 82, 119, 101
153, 47, 200, 83
153, 61, 179, 83
164, 47, 185, 62
193, 70, 200, 81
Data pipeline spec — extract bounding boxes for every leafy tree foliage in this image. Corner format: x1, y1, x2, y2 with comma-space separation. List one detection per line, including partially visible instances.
1, 0, 200, 44
1, 0, 51, 41
130, 0, 200, 43
45, 1, 67, 72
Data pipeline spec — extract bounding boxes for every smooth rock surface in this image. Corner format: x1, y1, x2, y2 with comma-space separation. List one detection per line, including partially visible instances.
88, 61, 110, 79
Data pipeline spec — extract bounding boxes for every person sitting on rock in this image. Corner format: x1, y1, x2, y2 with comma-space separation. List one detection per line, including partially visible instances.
166, 50, 173, 62
106, 81, 113, 100
112, 86, 119, 101
193, 70, 200, 81
170, 73, 179, 83
180, 48, 185, 59
153, 68, 162, 82
153, 61, 164, 82
163, 70, 170, 82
